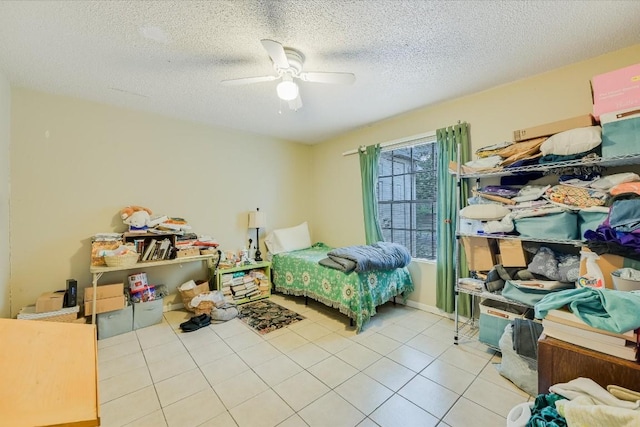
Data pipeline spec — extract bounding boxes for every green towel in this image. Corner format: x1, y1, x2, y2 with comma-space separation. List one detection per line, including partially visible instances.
534, 287, 640, 334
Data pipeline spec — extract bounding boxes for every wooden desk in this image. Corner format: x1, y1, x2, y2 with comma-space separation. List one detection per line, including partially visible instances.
0, 319, 100, 427
538, 336, 640, 395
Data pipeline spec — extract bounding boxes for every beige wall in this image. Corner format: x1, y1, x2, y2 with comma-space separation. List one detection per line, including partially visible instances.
0, 72, 9, 318
9, 89, 312, 316
311, 44, 640, 312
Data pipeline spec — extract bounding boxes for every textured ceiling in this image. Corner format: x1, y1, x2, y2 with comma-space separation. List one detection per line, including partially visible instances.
0, 1, 639, 144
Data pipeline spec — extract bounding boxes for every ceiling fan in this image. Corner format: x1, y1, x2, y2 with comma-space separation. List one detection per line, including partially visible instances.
221, 39, 356, 110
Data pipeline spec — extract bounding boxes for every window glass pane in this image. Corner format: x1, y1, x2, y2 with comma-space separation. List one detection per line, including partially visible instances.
379, 152, 393, 177
394, 176, 409, 201
392, 229, 410, 248
392, 148, 411, 175
415, 202, 436, 231
378, 177, 393, 202
415, 171, 437, 201
378, 204, 392, 229
391, 203, 411, 230
416, 230, 435, 259
377, 140, 437, 261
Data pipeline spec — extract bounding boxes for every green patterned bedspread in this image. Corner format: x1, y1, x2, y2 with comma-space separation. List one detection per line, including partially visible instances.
272, 242, 414, 331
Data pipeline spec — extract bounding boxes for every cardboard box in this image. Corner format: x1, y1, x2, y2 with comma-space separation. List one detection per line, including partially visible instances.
512, 114, 596, 142
498, 240, 528, 268
176, 247, 200, 258
461, 236, 497, 271
97, 305, 133, 340
35, 291, 66, 313
84, 295, 125, 316
592, 63, 640, 120
84, 283, 124, 302
578, 248, 640, 290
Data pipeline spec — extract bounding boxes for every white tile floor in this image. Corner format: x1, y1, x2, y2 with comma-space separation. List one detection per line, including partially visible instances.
97, 294, 532, 427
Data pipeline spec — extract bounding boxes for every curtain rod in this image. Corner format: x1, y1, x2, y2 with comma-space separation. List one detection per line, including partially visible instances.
341, 130, 437, 157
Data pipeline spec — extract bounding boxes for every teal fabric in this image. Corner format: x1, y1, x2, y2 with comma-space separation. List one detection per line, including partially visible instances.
359, 145, 384, 244
502, 280, 572, 307
527, 393, 567, 427
436, 124, 471, 316
535, 287, 640, 334
578, 210, 608, 239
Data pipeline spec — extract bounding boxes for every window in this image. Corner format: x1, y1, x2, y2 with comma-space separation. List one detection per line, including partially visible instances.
377, 136, 438, 260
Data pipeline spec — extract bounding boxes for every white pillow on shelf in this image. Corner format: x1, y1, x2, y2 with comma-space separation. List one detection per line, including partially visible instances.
265, 222, 312, 254
460, 204, 510, 221
539, 126, 602, 156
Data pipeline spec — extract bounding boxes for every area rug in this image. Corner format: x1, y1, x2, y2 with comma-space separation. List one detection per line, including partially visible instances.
238, 299, 305, 334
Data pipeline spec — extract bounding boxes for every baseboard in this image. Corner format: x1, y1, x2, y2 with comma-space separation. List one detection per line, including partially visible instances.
164, 302, 184, 312
403, 300, 466, 322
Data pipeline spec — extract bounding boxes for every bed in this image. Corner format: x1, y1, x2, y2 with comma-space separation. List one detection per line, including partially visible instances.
271, 242, 414, 332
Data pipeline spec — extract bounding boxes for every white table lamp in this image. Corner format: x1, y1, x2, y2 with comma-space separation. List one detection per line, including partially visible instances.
248, 208, 266, 261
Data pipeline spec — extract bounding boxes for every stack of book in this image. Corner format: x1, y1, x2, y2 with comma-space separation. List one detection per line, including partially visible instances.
220, 273, 234, 303
249, 269, 270, 296
141, 238, 173, 261
542, 308, 639, 361
230, 274, 261, 300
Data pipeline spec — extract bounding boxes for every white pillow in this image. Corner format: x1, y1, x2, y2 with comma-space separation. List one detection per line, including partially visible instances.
539, 126, 602, 156
263, 232, 284, 255
590, 172, 640, 190
267, 222, 312, 254
460, 204, 510, 221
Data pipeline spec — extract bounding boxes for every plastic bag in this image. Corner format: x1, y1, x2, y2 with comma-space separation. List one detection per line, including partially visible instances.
496, 323, 538, 396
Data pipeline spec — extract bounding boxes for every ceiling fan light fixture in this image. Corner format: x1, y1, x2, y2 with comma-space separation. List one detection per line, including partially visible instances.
276, 79, 299, 101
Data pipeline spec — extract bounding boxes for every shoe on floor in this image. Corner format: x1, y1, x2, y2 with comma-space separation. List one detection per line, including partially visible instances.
180, 313, 209, 329
180, 314, 211, 332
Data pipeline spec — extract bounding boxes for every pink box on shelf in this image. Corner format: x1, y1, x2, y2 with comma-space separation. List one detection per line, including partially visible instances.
592, 63, 640, 120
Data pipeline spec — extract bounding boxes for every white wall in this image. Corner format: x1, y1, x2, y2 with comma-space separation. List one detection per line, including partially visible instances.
311, 44, 640, 312
0, 72, 9, 318
9, 88, 313, 315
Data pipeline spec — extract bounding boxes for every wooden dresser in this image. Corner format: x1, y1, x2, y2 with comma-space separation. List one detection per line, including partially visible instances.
0, 319, 100, 427
538, 336, 640, 395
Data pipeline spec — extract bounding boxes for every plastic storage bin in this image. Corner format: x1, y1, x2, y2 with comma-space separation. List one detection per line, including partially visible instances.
578, 208, 608, 239
133, 298, 164, 330
514, 211, 579, 240
601, 113, 640, 158
479, 299, 531, 349
97, 305, 133, 340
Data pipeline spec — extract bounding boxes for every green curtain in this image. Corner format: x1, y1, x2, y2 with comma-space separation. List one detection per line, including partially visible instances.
359, 144, 384, 244
436, 124, 471, 317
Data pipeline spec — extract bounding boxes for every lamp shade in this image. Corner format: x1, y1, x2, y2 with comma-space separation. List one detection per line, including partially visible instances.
248, 211, 267, 228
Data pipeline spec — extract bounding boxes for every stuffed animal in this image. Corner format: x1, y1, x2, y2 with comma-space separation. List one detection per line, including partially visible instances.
120, 206, 153, 229
124, 210, 151, 228
120, 206, 152, 221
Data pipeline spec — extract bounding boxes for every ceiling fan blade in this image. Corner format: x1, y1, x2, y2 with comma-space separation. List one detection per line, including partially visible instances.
260, 39, 290, 69
220, 75, 278, 86
299, 72, 356, 85
288, 94, 303, 111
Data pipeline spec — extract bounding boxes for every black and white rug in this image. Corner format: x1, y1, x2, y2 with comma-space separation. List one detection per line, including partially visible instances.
237, 299, 305, 334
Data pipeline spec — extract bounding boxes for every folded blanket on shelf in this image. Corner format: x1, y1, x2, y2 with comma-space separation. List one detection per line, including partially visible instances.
319, 242, 411, 273
534, 287, 640, 334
